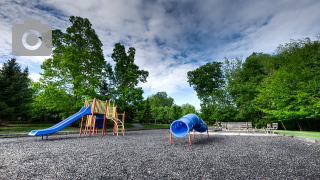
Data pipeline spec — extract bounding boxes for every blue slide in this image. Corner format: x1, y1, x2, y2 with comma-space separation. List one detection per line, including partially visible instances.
28, 106, 92, 138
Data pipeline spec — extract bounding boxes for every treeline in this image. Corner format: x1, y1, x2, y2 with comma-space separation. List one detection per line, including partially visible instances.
188, 37, 320, 131
136, 92, 197, 124
1, 15, 319, 131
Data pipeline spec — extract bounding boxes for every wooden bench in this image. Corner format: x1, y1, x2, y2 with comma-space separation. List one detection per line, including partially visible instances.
217, 122, 255, 132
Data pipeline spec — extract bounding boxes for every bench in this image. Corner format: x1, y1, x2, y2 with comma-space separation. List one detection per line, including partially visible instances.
265, 123, 278, 134
217, 122, 255, 132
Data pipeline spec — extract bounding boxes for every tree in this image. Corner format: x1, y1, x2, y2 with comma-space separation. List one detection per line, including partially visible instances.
110, 43, 149, 122
142, 98, 152, 123
0, 58, 32, 122
224, 53, 270, 123
187, 61, 225, 123
149, 92, 174, 108
187, 62, 225, 101
170, 104, 182, 120
181, 103, 196, 116
254, 37, 320, 130
35, 16, 111, 116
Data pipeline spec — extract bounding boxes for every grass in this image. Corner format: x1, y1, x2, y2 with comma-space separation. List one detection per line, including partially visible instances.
141, 123, 170, 129
0, 122, 79, 134
0, 121, 134, 134
274, 130, 320, 140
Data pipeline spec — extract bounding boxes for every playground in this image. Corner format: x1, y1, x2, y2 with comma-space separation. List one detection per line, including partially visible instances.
1, 129, 319, 179
1, 100, 319, 179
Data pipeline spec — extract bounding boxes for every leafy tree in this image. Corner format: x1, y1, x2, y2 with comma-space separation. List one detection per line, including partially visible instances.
255, 37, 320, 130
187, 62, 225, 101
0, 58, 32, 122
35, 16, 111, 117
187, 61, 225, 123
170, 104, 182, 121
31, 82, 72, 120
151, 106, 160, 124
224, 53, 270, 123
149, 92, 174, 108
110, 43, 149, 122
181, 103, 196, 116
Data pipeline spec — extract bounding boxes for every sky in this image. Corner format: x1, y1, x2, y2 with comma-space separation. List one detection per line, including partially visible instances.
1, 0, 320, 110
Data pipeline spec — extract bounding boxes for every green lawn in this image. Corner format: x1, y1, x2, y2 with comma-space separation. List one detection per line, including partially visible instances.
0, 121, 133, 134
141, 123, 170, 129
0, 122, 79, 134
274, 130, 320, 140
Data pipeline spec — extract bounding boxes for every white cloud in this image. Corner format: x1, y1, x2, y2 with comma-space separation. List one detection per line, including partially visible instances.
29, 73, 41, 82
1, 0, 320, 108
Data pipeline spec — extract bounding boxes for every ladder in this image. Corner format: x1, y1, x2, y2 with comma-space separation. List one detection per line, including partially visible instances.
113, 112, 125, 136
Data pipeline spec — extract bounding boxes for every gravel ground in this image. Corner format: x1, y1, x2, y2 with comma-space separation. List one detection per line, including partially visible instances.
0, 129, 319, 179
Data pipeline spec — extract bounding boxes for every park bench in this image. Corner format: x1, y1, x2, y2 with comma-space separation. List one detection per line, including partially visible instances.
217, 122, 254, 132
220, 122, 228, 131
271, 123, 278, 134
247, 122, 254, 133
265, 123, 272, 134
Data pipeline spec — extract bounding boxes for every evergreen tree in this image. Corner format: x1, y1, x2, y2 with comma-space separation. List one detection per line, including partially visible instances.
143, 98, 152, 123
0, 58, 32, 122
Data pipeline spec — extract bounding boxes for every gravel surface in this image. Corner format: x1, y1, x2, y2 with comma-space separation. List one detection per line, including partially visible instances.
0, 129, 319, 179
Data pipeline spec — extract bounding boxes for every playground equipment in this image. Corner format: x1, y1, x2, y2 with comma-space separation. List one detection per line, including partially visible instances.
80, 98, 125, 136
28, 106, 92, 140
29, 98, 125, 140
170, 113, 209, 145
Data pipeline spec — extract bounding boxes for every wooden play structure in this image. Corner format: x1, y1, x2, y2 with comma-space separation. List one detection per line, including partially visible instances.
79, 98, 125, 136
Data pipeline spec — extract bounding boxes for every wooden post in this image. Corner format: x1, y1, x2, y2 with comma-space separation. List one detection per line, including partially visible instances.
102, 100, 108, 135
89, 98, 96, 137
206, 123, 209, 139
193, 129, 195, 139
79, 100, 87, 136
188, 131, 191, 146
122, 111, 125, 135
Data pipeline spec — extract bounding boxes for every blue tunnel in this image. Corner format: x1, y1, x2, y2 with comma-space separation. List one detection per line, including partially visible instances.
170, 113, 207, 137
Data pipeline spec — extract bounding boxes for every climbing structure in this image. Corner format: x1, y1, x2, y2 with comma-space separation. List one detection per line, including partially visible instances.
104, 99, 125, 136
79, 98, 125, 136
170, 113, 209, 145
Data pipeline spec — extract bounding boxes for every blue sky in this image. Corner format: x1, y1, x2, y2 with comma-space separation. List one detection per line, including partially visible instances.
1, 0, 320, 110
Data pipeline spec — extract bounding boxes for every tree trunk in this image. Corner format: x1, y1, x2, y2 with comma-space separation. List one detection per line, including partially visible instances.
281, 120, 286, 131
296, 120, 302, 131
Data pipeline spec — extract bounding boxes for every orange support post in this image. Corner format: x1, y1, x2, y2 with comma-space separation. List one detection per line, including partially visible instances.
205, 123, 209, 139
188, 131, 191, 146
113, 107, 118, 135
84, 115, 88, 134
122, 111, 125, 134
88, 98, 96, 137
79, 100, 88, 136
102, 100, 108, 135
193, 129, 195, 139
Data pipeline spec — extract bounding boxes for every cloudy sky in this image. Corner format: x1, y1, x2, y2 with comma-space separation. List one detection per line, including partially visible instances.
1, 0, 320, 110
